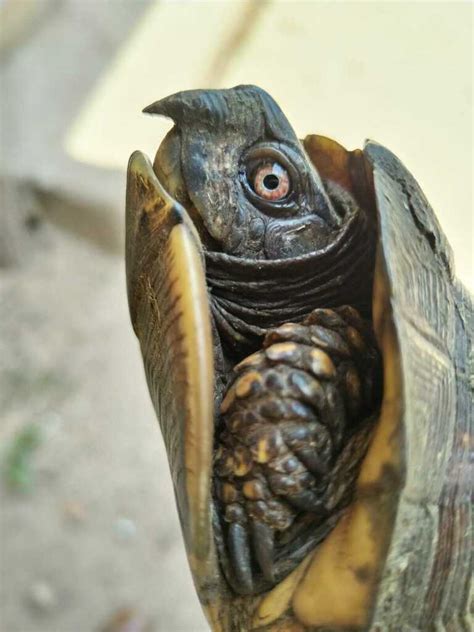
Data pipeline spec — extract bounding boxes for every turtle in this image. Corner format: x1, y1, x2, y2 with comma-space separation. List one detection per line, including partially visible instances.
125, 86, 472, 631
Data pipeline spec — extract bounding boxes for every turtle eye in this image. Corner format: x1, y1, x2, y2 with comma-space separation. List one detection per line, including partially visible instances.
253, 163, 290, 201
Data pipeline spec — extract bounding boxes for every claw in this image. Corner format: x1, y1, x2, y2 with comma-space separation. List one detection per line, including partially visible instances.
321, 382, 346, 447
308, 324, 351, 357
251, 519, 275, 583
286, 488, 326, 513
280, 420, 332, 476
293, 443, 330, 477
305, 308, 347, 329
228, 522, 254, 593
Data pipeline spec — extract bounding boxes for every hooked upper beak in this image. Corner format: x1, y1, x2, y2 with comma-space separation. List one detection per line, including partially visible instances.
143, 90, 217, 126
150, 127, 219, 250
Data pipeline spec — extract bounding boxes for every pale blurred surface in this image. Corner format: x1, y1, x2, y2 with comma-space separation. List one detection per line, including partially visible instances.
1, 2, 472, 632
68, 0, 473, 289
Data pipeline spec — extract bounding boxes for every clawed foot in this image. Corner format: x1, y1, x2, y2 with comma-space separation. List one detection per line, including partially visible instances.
213, 306, 382, 594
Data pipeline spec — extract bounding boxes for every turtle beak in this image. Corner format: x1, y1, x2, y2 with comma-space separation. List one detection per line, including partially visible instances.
143, 90, 220, 126
143, 89, 239, 248
150, 127, 218, 249
143, 94, 212, 237
142, 91, 198, 207
150, 126, 186, 205
143, 90, 231, 188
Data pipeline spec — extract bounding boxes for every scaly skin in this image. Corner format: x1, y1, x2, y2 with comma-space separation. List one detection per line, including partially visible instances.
214, 306, 381, 595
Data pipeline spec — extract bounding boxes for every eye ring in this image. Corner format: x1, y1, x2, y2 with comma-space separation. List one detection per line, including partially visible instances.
240, 143, 302, 215
253, 162, 290, 200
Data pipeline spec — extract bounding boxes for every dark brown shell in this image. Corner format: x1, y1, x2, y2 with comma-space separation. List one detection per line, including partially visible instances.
363, 141, 472, 629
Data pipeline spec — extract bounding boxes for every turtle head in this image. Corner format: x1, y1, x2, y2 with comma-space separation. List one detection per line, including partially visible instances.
144, 85, 346, 259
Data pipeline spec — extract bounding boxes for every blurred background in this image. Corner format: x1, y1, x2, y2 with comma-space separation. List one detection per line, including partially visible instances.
0, 1, 472, 631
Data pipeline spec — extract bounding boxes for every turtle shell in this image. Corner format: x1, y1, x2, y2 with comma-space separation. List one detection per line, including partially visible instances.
363, 141, 472, 630
126, 131, 472, 631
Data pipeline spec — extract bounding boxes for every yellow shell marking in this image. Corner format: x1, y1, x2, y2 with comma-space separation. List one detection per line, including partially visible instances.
291, 250, 403, 628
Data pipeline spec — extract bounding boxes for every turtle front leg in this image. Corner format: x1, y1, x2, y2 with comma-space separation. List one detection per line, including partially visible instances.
213, 307, 382, 595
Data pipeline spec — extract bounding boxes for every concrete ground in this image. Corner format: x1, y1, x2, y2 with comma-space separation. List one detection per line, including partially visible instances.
1, 221, 207, 632
1, 2, 207, 630
1, 2, 472, 632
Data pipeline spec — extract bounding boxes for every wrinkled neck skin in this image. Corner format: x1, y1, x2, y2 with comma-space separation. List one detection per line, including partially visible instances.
148, 86, 375, 359
205, 203, 374, 362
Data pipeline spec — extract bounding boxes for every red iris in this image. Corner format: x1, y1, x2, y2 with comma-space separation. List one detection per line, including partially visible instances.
253, 163, 290, 201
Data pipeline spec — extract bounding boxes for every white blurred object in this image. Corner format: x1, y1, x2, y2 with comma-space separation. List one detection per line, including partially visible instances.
28, 581, 57, 612
65, 1, 248, 171
113, 517, 138, 542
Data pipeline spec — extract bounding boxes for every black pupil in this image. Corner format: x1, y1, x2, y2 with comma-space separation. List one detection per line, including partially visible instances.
263, 174, 280, 190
